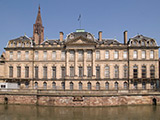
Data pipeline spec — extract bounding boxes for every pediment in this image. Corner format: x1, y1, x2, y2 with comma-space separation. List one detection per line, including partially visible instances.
65, 36, 96, 45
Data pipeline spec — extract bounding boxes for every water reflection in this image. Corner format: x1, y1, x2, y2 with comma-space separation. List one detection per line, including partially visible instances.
0, 105, 159, 120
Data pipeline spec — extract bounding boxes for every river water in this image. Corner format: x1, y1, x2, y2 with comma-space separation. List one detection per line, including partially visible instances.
0, 105, 159, 120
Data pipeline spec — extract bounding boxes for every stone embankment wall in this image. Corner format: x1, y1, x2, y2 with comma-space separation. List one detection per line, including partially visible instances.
0, 90, 160, 106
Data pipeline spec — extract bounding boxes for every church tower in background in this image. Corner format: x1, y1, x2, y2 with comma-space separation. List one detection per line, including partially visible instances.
33, 5, 44, 44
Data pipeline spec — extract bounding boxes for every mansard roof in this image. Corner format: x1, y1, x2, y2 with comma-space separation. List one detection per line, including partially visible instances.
7, 35, 33, 47
128, 34, 157, 46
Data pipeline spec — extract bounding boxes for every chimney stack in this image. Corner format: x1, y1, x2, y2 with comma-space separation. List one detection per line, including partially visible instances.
98, 31, 102, 41
60, 32, 64, 42
124, 31, 128, 45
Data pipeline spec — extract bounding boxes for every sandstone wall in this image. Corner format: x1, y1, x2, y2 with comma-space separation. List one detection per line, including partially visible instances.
0, 94, 160, 106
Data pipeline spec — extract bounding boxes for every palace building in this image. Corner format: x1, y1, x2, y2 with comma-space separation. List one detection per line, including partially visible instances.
0, 6, 159, 91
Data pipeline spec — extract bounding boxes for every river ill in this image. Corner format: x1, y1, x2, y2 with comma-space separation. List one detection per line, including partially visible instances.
0, 105, 159, 120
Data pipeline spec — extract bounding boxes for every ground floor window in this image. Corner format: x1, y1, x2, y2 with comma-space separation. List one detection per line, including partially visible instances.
115, 82, 118, 90
79, 82, 83, 90
87, 82, 92, 90
25, 82, 29, 88
70, 82, 74, 90
35, 82, 38, 89
124, 82, 128, 90
96, 82, 100, 90
52, 82, 56, 89
133, 82, 137, 89
142, 82, 146, 89
61, 82, 65, 90
43, 82, 47, 89
105, 82, 109, 90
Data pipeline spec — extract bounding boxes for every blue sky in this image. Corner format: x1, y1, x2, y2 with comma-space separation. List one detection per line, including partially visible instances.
0, 0, 160, 55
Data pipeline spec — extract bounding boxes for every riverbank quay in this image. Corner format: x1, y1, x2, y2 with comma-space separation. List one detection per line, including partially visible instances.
0, 89, 160, 106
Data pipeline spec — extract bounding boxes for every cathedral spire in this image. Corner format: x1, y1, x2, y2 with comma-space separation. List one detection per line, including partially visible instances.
35, 5, 42, 25
33, 5, 44, 45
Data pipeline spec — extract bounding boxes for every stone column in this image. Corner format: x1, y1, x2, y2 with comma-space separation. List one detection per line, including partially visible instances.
65, 50, 69, 77
92, 49, 96, 77
83, 50, 87, 77
74, 50, 78, 77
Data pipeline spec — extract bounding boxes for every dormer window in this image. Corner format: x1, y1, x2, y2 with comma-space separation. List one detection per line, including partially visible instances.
10, 42, 13, 47
141, 41, 145, 46
69, 35, 74, 39
18, 42, 21, 47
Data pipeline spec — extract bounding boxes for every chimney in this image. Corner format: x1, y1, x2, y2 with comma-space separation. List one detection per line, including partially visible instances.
98, 31, 102, 41
124, 31, 128, 45
60, 32, 63, 42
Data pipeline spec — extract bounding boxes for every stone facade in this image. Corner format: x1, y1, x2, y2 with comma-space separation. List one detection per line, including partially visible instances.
0, 6, 159, 92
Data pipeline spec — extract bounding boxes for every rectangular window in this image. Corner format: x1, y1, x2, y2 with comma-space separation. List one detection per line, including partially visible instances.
17, 51, 21, 60
142, 66, 146, 78
52, 51, 56, 60
25, 51, 29, 60
52, 66, 56, 79
105, 66, 110, 78
17, 66, 21, 78
96, 51, 100, 60
105, 51, 109, 59
133, 50, 137, 59
70, 51, 75, 60
114, 51, 118, 59
150, 66, 155, 78
9, 66, 13, 77
133, 66, 138, 78
87, 50, 92, 60
43, 51, 47, 60
142, 50, 146, 59
124, 65, 128, 78
25, 66, 29, 78
79, 66, 83, 77
87, 66, 92, 77
96, 66, 100, 78
70, 66, 74, 77
78, 51, 83, 60
35, 51, 38, 60
43, 66, 47, 78
9, 51, 13, 60
61, 67, 66, 78
123, 51, 127, 59
150, 50, 154, 59
61, 51, 65, 60
35, 66, 38, 78
114, 66, 119, 78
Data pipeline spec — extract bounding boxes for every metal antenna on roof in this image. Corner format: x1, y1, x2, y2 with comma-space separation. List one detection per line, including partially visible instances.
78, 14, 81, 29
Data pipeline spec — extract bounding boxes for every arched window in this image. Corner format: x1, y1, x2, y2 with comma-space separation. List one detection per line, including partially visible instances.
61, 82, 65, 90
150, 65, 155, 78
43, 82, 47, 89
105, 82, 109, 90
70, 82, 74, 90
114, 65, 119, 78
151, 82, 154, 89
133, 65, 138, 78
25, 81, 29, 89
142, 82, 146, 89
35, 82, 38, 89
96, 82, 100, 90
124, 82, 128, 90
52, 82, 56, 89
87, 82, 92, 90
115, 82, 118, 90
105, 66, 110, 78
142, 65, 146, 78
134, 82, 138, 89
79, 82, 83, 90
